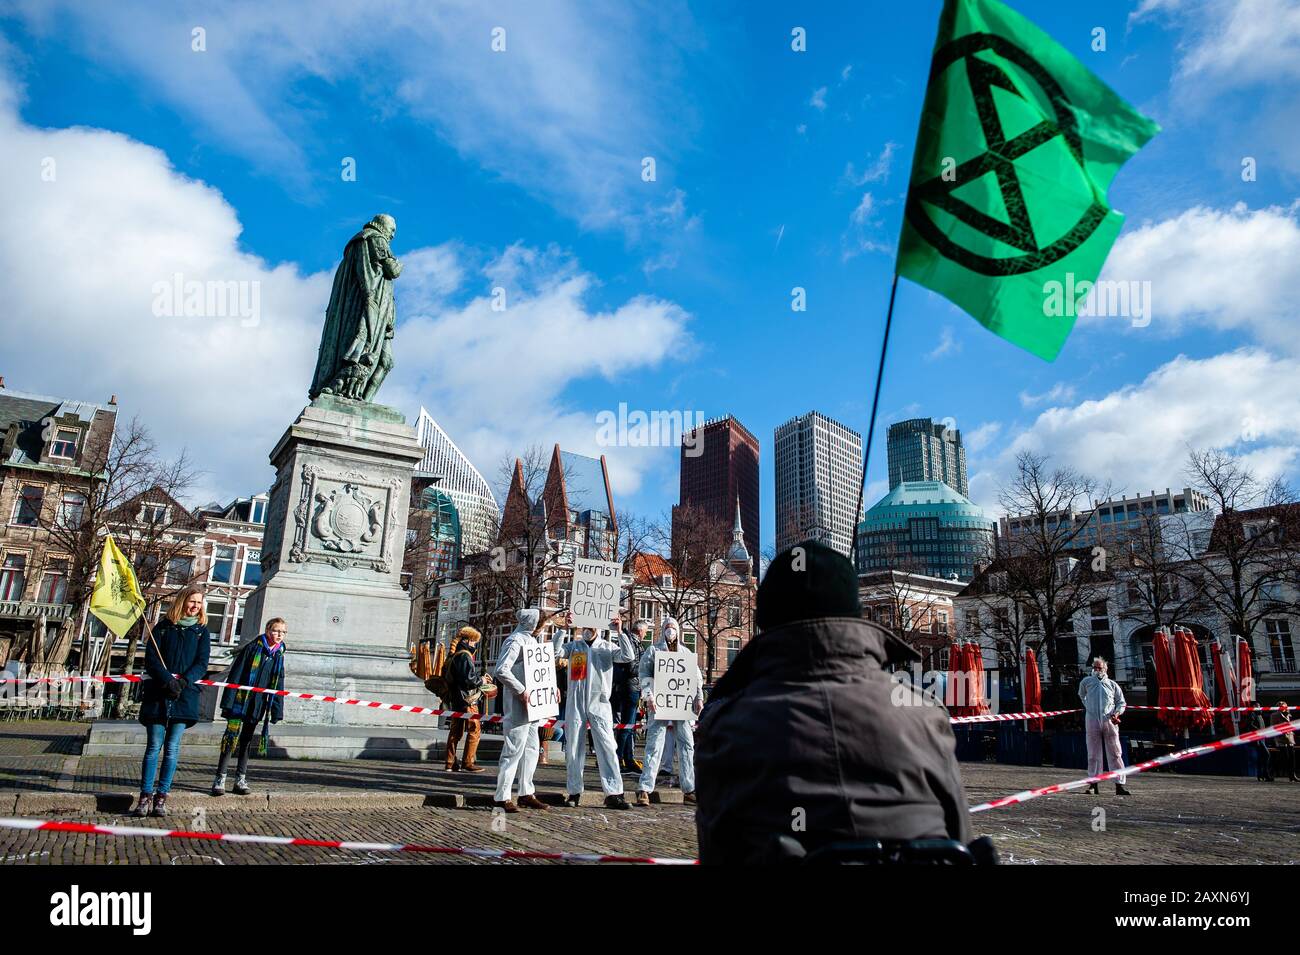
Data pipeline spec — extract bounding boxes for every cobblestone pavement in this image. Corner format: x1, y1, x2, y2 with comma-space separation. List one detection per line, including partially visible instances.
2, 722, 1298, 864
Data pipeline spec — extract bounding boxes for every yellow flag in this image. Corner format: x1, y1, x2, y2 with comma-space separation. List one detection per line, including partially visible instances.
89, 535, 145, 638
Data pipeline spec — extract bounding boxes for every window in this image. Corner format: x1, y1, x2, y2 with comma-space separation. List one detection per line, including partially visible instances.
58, 492, 86, 529
233, 602, 246, 641
12, 485, 44, 526
242, 550, 262, 587
1266, 619, 1295, 673
727, 636, 741, 665
211, 546, 236, 584
0, 553, 27, 600
49, 429, 79, 459
38, 558, 69, 604
140, 503, 168, 524
1090, 601, 1110, 633
965, 610, 981, 636
166, 556, 193, 586
251, 499, 267, 524
205, 600, 227, 639
1126, 581, 1142, 606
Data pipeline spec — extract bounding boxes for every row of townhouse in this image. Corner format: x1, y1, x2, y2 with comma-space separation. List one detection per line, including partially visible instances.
954, 508, 1300, 705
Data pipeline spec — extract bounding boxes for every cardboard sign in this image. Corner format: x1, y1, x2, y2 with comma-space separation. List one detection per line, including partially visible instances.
523, 641, 560, 722
651, 648, 699, 721
570, 557, 623, 630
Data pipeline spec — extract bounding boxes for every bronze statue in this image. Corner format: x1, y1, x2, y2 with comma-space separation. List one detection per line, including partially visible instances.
310, 214, 403, 403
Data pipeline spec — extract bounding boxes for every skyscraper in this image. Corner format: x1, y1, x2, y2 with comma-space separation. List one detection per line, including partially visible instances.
413, 408, 499, 557
886, 418, 969, 496
774, 411, 864, 558
676, 415, 759, 574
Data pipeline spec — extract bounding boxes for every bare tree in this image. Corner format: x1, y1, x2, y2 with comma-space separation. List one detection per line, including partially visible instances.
993, 451, 1114, 688
26, 416, 198, 671
1114, 511, 1210, 633
1179, 448, 1298, 643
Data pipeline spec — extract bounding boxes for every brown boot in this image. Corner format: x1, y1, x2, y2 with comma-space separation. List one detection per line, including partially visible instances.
538, 740, 549, 766
493, 800, 519, 814
683, 792, 697, 805
460, 733, 485, 773
518, 794, 549, 811
635, 790, 650, 807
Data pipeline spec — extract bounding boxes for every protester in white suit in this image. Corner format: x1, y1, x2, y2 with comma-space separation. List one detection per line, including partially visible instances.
1078, 657, 1131, 797
556, 614, 636, 809
492, 608, 555, 813
636, 617, 702, 806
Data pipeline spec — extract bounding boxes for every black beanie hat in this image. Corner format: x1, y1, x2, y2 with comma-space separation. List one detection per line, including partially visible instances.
757, 539, 862, 631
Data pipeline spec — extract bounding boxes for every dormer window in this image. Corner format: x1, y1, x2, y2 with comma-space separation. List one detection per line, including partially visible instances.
140, 503, 168, 525
251, 499, 267, 524
49, 429, 79, 460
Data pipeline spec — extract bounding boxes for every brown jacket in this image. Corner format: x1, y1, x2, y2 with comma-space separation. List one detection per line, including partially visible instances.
695, 616, 972, 863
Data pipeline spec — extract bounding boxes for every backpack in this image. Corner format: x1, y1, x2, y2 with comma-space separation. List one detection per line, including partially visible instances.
417, 641, 449, 697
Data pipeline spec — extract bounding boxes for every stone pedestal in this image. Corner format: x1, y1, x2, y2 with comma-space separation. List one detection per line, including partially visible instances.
243, 395, 430, 727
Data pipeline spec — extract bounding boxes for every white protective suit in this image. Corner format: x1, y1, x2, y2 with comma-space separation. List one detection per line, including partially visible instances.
637, 618, 702, 795
556, 626, 636, 796
1079, 670, 1128, 785
492, 609, 543, 802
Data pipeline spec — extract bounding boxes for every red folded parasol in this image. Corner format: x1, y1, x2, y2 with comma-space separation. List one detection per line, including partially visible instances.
1023, 647, 1043, 731
1210, 637, 1238, 734
1236, 635, 1254, 707
1151, 627, 1178, 731
967, 642, 991, 716
1169, 626, 1213, 732
945, 641, 965, 715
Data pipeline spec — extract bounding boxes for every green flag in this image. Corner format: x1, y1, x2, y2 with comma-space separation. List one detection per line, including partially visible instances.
897, 0, 1159, 360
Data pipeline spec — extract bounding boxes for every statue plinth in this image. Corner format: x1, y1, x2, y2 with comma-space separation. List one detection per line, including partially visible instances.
243, 397, 428, 727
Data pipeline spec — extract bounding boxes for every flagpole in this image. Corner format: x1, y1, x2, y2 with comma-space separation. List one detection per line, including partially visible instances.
851, 272, 900, 574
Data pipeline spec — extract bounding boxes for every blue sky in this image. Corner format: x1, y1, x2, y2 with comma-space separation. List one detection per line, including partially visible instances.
2, 0, 1299, 555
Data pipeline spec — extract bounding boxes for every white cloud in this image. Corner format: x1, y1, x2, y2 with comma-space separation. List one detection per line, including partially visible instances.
969, 350, 1300, 515
844, 142, 898, 186
0, 72, 691, 505
1132, 0, 1300, 87
850, 192, 877, 226
925, 325, 960, 362
810, 87, 828, 111
964, 422, 1002, 455
841, 192, 892, 261
1018, 383, 1077, 408
7, 0, 698, 233
1094, 202, 1300, 352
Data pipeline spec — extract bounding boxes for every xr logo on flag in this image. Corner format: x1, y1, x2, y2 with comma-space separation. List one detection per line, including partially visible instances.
906, 33, 1107, 277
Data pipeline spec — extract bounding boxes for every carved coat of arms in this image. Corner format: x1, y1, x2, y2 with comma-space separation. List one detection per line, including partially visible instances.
311, 483, 383, 553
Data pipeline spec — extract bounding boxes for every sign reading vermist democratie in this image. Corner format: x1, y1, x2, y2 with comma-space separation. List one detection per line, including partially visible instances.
570, 558, 623, 630
651, 649, 699, 721
523, 641, 560, 721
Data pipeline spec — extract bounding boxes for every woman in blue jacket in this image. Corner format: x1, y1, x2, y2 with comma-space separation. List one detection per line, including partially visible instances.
130, 586, 211, 818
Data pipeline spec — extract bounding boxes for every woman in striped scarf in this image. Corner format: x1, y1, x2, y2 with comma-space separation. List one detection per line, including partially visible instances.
210, 618, 287, 796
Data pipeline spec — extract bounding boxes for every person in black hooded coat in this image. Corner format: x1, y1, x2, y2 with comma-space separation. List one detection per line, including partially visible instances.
694, 541, 973, 864
131, 586, 211, 819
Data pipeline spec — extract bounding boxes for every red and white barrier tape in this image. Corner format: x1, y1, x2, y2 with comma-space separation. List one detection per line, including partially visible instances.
0, 674, 647, 730
2, 675, 1089, 728
949, 708, 1078, 724
970, 718, 1299, 813
0, 817, 697, 865
1127, 704, 1290, 713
